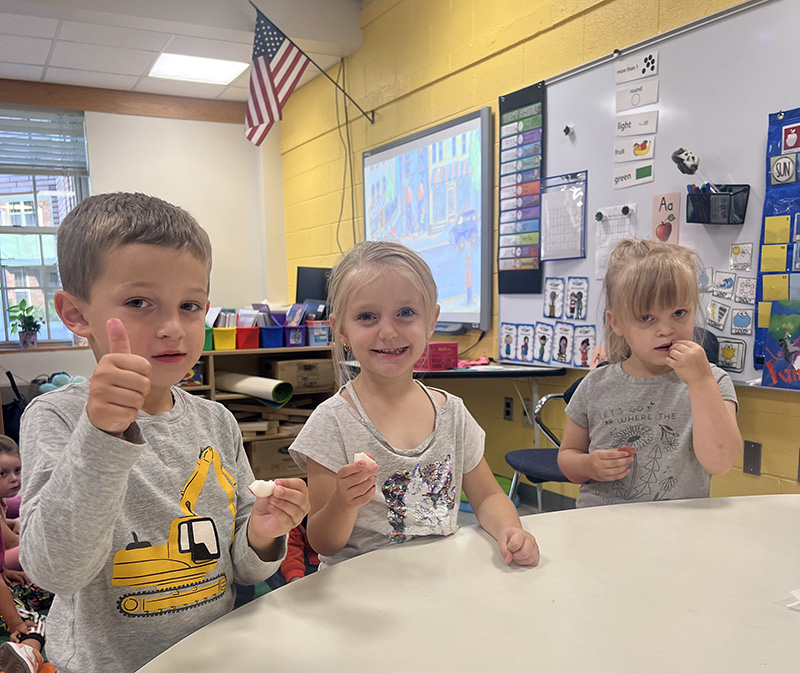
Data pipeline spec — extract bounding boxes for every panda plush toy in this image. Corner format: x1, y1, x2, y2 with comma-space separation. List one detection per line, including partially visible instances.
671, 147, 699, 175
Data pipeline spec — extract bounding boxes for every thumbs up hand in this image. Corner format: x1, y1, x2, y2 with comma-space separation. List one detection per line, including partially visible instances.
87, 318, 152, 436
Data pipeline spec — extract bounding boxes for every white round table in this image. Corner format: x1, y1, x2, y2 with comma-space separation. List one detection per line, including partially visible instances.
139, 495, 799, 672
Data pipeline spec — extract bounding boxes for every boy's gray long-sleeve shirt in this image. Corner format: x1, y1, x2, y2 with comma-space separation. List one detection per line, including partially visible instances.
19, 382, 284, 673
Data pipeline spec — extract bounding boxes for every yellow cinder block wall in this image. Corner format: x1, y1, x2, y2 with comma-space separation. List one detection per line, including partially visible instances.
278, 0, 800, 499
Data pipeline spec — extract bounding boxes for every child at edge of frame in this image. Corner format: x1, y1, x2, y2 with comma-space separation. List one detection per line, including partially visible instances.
557, 238, 742, 507
289, 240, 540, 569
18, 192, 310, 673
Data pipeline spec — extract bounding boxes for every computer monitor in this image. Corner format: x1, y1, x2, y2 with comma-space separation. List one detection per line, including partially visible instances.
296, 266, 332, 305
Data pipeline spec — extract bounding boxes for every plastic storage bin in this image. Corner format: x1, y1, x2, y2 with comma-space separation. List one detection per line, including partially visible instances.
203, 325, 213, 351
260, 326, 284, 348
236, 326, 260, 349
686, 184, 750, 224
285, 325, 307, 347
212, 327, 236, 351
307, 320, 330, 346
414, 342, 459, 371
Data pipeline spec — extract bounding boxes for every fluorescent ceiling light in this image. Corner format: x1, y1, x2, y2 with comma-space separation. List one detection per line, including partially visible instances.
149, 53, 248, 85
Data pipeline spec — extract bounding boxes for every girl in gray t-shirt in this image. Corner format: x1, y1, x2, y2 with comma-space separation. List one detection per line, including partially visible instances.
558, 239, 741, 507
291, 241, 540, 567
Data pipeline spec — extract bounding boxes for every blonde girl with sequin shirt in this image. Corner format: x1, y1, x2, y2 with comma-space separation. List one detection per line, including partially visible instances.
290, 241, 539, 567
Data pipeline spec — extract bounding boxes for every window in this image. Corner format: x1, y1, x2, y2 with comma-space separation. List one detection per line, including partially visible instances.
0, 106, 90, 344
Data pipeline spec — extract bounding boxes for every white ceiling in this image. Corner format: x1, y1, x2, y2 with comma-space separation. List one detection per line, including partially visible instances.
0, 0, 363, 101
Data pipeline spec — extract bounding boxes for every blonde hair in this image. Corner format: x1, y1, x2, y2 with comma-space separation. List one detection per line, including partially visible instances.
0, 435, 19, 458
57, 192, 212, 301
327, 240, 438, 382
603, 239, 702, 363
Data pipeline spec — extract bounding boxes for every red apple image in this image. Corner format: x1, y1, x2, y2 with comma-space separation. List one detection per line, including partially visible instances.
655, 220, 672, 241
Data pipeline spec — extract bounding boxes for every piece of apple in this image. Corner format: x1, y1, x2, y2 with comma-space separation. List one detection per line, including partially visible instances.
354, 452, 377, 466
249, 479, 276, 498
618, 446, 637, 457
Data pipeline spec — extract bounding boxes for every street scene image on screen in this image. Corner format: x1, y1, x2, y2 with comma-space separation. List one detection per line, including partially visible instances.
363, 109, 491, 330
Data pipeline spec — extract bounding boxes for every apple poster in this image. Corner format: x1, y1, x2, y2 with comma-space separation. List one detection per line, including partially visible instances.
652, 192, 680, 243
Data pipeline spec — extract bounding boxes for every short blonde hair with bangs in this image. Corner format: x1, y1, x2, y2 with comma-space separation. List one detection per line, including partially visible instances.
327, 240, 439, 382
603, 239, 702, 363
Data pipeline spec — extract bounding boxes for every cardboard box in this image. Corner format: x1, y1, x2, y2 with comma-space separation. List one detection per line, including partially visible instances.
259, 358, 335, 392
246, 438, 305, 480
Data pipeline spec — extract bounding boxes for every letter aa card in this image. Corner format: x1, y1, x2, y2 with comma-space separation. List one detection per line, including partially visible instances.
553, 322, 574, 365
566, 277, 588, 320
543, 277, 564, 318
573, 325, 596, 367
500, 323, 518, 361
517, 324, 535, 362
534, 322, 554, 364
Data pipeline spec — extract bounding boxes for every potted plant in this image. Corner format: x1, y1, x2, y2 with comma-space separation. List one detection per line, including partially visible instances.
8, 299, 42, 348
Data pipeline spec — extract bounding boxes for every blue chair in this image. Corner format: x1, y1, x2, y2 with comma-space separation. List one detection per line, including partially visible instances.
505, 377, 584, 513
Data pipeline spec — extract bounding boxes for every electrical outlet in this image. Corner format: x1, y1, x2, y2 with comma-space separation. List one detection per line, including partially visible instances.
503, 397, 514, 421
743, 440, 762, 476
521, 399, 534, 428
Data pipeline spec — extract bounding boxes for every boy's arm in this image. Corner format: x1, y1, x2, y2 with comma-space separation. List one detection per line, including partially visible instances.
462, 458, 539, 566
20, 401, 146, 595
305, 458, 376, 558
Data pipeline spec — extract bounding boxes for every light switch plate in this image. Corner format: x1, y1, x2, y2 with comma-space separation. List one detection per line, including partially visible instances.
743, 440, 761, 476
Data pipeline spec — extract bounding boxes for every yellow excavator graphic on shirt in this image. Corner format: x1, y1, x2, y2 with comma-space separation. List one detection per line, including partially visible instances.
111, 447, 237, 617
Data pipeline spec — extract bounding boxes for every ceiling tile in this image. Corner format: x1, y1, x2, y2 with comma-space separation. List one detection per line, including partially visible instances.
50, 41, 157, 76
0, 12, 58, 38
0, 62, 44, 80
164, 36, 251, 63
58, 21, 171, 52
44, 67, 140, 90
0, 35, 51, 65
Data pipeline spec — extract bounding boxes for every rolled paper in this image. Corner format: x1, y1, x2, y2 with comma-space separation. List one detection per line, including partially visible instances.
215, 371, 293, 404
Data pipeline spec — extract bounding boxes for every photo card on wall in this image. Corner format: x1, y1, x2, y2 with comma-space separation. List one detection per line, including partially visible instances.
543, 277, 565, 318
573, 325, 596, 367
566, 276, 589, 320
534, 322, 555, 364
500, 323, 518, 361
517, 324, 535, 362
553, 321, 574, 365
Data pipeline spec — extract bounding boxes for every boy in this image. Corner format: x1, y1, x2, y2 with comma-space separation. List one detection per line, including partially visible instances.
19, 193, 309, 673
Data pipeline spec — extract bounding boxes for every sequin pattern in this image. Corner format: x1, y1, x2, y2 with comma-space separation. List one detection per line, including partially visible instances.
382, 455, 455, 542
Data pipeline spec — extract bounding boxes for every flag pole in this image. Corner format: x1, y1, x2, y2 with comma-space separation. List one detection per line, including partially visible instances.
248, 1, 375, 124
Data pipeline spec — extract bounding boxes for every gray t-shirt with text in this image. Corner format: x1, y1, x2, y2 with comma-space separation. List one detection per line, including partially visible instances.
565, 363, 737, 508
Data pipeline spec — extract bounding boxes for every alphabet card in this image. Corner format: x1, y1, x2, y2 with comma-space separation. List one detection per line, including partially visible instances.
500, 323, 518, 360
534, 322, 554, 364
712, 271, 736, 299
707, 300, 730, 331
553, 322, 574, 365
517, 324, 535, 362
543, 277, 565, 318
566, 277, 589, 320
652, 192, 680, 243
573, 325, 596, 368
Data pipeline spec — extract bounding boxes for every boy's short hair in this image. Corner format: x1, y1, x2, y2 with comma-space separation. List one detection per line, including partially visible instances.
57, 192, 212, 301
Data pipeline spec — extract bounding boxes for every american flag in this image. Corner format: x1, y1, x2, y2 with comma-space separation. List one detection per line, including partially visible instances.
246, 9, 310, 146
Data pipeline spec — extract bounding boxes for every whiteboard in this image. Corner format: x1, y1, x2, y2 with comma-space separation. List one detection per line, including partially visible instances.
499, 0, 790, 384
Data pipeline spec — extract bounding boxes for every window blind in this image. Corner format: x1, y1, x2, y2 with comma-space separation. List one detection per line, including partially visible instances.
0, 106, 89, 176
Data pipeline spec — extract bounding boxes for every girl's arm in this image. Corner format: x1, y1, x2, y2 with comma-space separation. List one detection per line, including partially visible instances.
0, 577, 24, 636
305, 457, 377, 557
668, 341, 742, 474
688, 380, 741, 474
462, 458, 539, 566
0, 517, 19, 551
558, 419, 633, 483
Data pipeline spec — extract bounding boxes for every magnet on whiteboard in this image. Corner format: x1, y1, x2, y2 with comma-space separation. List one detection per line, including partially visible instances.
563, 125, 574, 136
